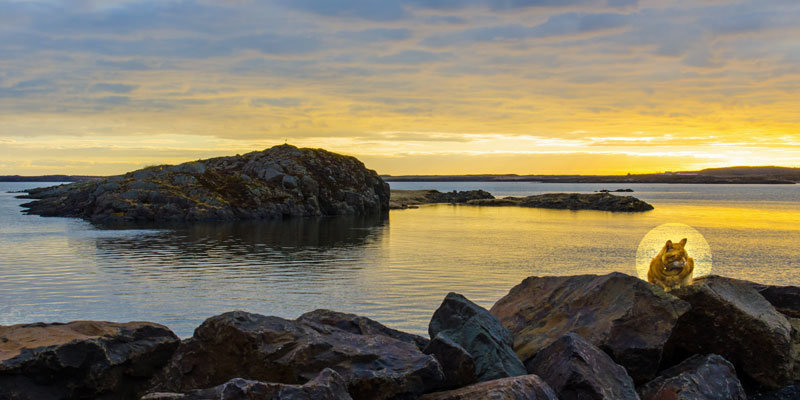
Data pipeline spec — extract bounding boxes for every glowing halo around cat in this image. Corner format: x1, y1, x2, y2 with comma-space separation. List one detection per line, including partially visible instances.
635, 223, 712, 282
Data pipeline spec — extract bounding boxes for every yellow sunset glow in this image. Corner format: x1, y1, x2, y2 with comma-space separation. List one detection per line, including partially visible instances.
1, 1, 799, 175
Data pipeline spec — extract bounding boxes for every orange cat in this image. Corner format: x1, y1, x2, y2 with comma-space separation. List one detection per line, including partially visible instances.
648, 238, 694, 291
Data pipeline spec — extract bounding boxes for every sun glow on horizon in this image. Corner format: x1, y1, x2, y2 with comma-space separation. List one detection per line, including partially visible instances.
1, 0, 799, 175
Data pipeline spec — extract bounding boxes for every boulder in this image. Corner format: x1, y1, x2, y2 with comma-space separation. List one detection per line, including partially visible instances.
419, 375, 559, 400
0, 321, 179, 400
20, 144, 390, 222
297, 309, 428, 350
527, 333, 639, 400
142, 368, 352, 400
426, 292, 526, 388
748, 282, 800, 318
638, 354, 745, 400
150, 311, 444, 400
664, 275, 794, 389
424, 335, 477, 389
751, 385, 800, 400
490, 273, 690, 383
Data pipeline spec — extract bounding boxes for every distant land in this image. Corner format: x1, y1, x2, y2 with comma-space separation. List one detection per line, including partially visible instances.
383, 166, 800, 184
0, 175, 100, 182
2, 166, 799, 184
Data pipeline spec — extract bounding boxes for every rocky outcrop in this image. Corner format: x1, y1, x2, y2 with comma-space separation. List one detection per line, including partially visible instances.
490, 273, 690, 383
527, 333, 639, 400
664, 275, 794, 389
142, 368, 352, 400
419, 375, 559, 400
425, 293, 526, 388
0, 321, 179, 400
297, 309, 429, 350
150, 311, 444, 400
751, 385, 800, 400
19, 144, 390, 222
638, 354, 745, 400
467, 192, 654, 212
748, 282, 800, 318
389, 189, 494, 209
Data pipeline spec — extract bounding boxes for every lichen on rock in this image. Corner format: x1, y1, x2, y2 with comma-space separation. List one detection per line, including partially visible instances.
19, 144, 390, 222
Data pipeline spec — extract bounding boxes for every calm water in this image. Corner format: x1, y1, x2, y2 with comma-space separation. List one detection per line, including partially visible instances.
1, 181, 799, 337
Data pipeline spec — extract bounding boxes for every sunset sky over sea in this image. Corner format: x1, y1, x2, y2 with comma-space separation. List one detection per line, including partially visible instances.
1, 0, 799, 175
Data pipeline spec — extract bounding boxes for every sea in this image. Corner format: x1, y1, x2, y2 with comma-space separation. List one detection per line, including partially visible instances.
1, 181, 798, 337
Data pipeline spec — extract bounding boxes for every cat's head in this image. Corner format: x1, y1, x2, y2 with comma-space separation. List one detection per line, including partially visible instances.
660, 238, 689, 275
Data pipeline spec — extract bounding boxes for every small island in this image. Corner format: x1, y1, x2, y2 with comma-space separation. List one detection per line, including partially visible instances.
391, 190, 654, 212
18, 145, 390, 222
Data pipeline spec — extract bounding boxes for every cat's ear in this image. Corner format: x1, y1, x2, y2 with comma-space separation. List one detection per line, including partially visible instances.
665, 240, 673, 250
679, 238, 687, 246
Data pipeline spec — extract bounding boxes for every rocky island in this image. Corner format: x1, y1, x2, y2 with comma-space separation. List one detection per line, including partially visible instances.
2, 272, 799, 399
390, 190, 654, 212
18, 145, 390, 222
468, 192, 655, 212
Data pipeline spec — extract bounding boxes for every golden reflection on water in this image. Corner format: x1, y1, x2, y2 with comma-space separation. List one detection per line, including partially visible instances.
2, 181, 800, 336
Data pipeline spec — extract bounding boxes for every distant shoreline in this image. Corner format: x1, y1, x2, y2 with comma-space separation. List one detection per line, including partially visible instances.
3, 165, 799, 184
383, 175, 797, 184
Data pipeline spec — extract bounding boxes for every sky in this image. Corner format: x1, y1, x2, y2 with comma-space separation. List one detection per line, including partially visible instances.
1, 0, 799, 175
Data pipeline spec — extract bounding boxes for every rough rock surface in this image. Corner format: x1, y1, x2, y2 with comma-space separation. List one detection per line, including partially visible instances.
664, 275, 794, 389
748, 282, 800, 318
150, 311, 444, 400
297, 309, 428, 350
527, 333, 639, 400
490, 272, 690, 383
467, 192, 654, 212
0, 321, 179, 400
751, 385, 800, 400
19, 144, 390, 222
419, 375, 559, 400
426, 292, 526, 388
142, 368, 352, 400
638, 354, 745, 400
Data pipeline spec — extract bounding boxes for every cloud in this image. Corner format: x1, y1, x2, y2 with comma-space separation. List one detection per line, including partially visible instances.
90, 83, 138, 93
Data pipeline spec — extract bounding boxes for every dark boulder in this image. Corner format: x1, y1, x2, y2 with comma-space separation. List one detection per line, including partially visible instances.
297, 309, 428, 350
142, 368, 352, 400
748, 282, 800, 318
490, 273, 690, 383
664, 275, 794, 389
424, 335, 477, 389
419, 375, 559, 400
0, 321, 179, 400
751, 385, 800, 400
20, 144, 390, 222
527, 333, 639, 400
426, 292, 526, 388
638, 354, 745, 400
150, 311, 444, 400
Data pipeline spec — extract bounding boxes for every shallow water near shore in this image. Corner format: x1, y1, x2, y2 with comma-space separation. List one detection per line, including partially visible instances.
1, 181, 799, 337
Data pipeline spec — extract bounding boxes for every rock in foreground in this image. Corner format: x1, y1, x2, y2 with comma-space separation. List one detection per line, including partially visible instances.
150, 311, 444, 400
638, 354, 745, 400
142, 368, 352, 400
426, 293, 526, 388
468, 192, 654, 212
664, 275, 794, 389
527, 333, 639, 400
20, 144, 390, 222
490, 273, 690, 383
419, 375, 558, 400
0, 321, 179, 400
